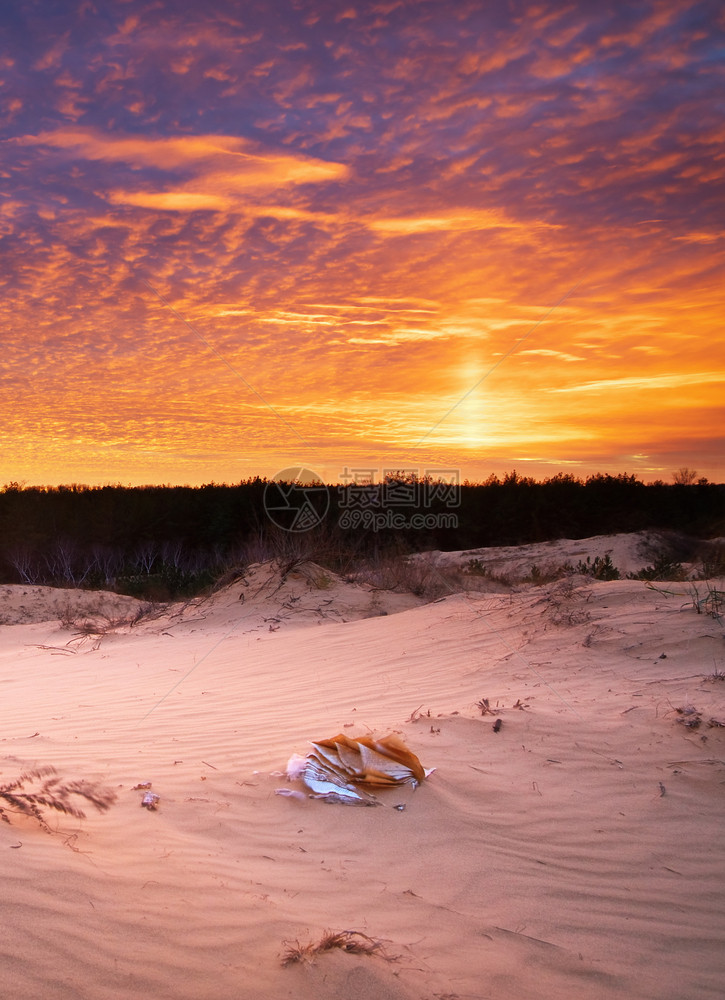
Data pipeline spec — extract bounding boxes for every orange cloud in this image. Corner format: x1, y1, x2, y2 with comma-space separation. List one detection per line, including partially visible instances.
110, 191, 232, 211
20, 128, 348, 177
366, 208, 552, 235
550, 372, 725, 394
16, 128, 349, 213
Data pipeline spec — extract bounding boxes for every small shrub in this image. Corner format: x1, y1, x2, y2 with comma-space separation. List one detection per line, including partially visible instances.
463, 558, 512, 586
525, 562, 573, 584
574, 555, 620, 580
629, 555, 687, 581
698, 542, 725, 579
540, 578, 592, 626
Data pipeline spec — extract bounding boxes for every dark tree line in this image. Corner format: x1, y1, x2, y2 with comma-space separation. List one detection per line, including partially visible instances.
0, 473, 722, 597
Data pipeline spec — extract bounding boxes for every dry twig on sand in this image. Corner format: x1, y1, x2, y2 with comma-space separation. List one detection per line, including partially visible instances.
281, 929, 394, 967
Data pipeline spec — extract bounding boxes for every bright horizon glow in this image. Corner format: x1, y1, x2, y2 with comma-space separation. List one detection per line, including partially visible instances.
1, 1, 723, 487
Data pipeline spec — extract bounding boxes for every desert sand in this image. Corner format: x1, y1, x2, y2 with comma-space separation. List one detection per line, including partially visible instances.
1, 536, 724, 999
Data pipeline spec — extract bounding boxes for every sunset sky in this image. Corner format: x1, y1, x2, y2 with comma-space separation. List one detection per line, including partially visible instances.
2, 0, 723, 487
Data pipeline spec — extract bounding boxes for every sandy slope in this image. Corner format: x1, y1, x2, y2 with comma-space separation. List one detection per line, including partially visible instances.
1, 551, 724, 1000
417, 529, 687, 580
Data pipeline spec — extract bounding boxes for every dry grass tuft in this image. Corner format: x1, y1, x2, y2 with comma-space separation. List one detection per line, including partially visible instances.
671, 705, 725, 730
674, 705, 703, 729
59, 601, 167, 647
537, 578, 593, 626
0, 765, 117, 833
281, 929, 393, 967
690, 584, 724, 623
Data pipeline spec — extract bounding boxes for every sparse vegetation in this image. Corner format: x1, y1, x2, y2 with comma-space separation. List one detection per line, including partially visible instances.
697, 542, 725, 579
463, 558, 512, 586
57, 600, 169, 647
465, 557, 489, 577
525, 563, 565, 584
354, 552, 445, 597
671, 704, 725, 730
629, 554, 688, 582
539, 577, 593, 626
573, 554, 621, 580
688, 583, 724, 625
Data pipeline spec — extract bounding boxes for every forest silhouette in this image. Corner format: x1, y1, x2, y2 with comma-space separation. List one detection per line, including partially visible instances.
1, 473, 722, 598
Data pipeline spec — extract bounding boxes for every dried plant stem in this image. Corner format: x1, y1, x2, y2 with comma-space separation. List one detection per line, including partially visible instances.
0, 766, 116, 833
281, 929, 394, 967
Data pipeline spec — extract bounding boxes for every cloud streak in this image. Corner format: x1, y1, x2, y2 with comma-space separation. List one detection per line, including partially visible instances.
550, 372, 725, 393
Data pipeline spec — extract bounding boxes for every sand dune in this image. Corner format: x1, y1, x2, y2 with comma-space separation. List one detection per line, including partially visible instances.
1, 543, 724, 999
417, 529, 690, 579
